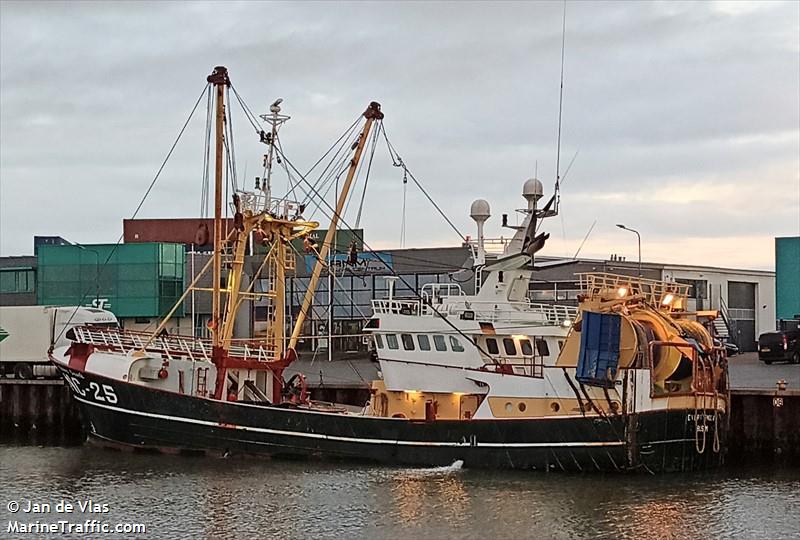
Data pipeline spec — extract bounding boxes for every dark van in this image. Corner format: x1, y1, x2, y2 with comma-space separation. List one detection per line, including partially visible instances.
758, 327, 800, 365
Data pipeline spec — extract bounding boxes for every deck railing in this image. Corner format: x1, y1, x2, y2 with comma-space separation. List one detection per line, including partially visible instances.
577, 272, 690, 307
370, 298, 577, 325
71, 326, 279, 363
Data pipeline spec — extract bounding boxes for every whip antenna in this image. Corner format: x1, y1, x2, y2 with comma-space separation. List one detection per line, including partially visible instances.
554, 0, 567, 213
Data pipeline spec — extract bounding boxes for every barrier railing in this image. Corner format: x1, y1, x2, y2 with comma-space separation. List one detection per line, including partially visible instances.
578, 272, 690, 307
72, 327, 279, 363
370, 298, 577, 325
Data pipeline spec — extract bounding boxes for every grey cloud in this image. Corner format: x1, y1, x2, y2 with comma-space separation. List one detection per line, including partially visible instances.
1, 0, 798, 268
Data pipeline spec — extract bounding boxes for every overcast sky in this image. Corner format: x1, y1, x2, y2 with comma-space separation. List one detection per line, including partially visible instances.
1, 0, 798, 270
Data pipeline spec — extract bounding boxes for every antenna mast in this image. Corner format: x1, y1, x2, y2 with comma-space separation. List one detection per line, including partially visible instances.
554, 0, 567, 213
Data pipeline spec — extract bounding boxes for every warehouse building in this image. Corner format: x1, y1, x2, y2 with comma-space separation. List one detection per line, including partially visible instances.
0, 224, 779, 352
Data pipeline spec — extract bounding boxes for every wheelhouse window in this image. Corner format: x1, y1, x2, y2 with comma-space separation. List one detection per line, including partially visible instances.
375, 334, 384, 349
520, 338, 533, 356
486, 338, 499, 355
387, 334, 399, 350
418, 334, 431, 351
503, 338, 517, 356
433, 334, 447, 351
401, 333, 415, 351
450, 336, 465, 352
535, 338, 550, 357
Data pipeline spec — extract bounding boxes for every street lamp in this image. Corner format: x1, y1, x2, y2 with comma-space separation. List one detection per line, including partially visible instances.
74, 243, 100, 307
616, 224, 642, 277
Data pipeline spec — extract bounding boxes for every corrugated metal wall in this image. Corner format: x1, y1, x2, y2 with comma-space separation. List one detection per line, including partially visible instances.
37, 243, 185, 318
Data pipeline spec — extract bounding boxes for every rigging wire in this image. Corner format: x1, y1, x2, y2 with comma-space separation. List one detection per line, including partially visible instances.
200, 86, 213, 218
273, 138, 497, 363
353, 124, 381, 229
53, 83, 211, 344
229, 84, 264, 136
195, 86, 495, 360
344, 126, 380, 226
225, 86, 239, 192
129, 84, 210, 224
381, 124, 467, 243
399, 167, 408, 248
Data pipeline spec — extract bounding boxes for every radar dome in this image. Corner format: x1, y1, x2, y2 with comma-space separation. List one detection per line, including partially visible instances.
470, 199, 491, 222
523, 178, 544, 202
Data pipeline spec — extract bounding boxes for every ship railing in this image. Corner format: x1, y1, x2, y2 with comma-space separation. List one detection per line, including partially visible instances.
464, 237, 512, 254
370, 298, 577, 325
465, 301, 577, 325
71, 327, 279, 363
577, 272, 691, 307
235, 189, 305, 220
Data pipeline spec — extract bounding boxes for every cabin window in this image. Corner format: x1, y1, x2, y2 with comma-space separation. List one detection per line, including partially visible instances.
433, 335, 447, 351
418, 334, 431, 351
450, 336, 465, 352
520, 338, 533, 356
536, 338, 550, 357
401, 333, 415, 351
558, 339, 565, 351
486, 338, 499, 355
387, 334, 399, 350
503, 338, 517, 356
375, 334, 384, 349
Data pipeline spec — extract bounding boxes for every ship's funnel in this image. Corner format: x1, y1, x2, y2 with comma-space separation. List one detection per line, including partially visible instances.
470, 199, 490, 266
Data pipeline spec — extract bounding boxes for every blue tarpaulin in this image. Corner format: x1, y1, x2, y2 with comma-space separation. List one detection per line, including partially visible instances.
576, 311, 621, 388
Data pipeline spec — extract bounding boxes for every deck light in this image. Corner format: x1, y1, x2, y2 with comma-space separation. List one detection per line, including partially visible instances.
661, 293, 675, 306
617, 286, 628, 298
561, 318, 572, 328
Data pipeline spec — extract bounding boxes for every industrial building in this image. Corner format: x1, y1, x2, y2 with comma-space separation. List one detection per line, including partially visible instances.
0, 225, 785, 352
775, 236, 800, 322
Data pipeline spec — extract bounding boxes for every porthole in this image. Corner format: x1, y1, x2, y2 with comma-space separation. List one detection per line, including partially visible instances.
505, 402, 513, 413
550, 402, 560, 412
518, 402, 527, 412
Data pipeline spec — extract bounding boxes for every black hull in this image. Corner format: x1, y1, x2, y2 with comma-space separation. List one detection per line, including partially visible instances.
58, 366, 726, 473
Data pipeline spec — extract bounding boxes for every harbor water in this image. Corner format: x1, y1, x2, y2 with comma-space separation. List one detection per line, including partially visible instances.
1, 446, 798, 539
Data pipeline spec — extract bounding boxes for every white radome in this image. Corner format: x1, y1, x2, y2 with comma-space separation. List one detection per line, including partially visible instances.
522, 178, 544, 202
470, 199, 491, 222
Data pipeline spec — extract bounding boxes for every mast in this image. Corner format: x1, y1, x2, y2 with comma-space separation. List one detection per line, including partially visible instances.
288, 102, 384, 350
207, 66, 230, 350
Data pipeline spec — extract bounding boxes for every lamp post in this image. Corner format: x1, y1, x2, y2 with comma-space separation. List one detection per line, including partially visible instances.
75, 243, 100, 307
616, 224, 641, 277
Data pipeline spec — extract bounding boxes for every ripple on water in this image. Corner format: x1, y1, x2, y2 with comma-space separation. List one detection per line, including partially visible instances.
0, 447, 798, 539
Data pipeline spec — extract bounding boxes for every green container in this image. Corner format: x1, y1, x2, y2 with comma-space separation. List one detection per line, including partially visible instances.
37, 243, 185, 318
775, 237, 800, 320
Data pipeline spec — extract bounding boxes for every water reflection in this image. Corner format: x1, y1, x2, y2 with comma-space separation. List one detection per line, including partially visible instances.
0, 447, 798, 539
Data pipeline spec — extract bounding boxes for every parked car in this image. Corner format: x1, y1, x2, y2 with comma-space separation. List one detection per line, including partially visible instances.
758, 328, 800, 365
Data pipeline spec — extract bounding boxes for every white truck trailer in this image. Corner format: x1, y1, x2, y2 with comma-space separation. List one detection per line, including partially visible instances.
0, 305, 118, 379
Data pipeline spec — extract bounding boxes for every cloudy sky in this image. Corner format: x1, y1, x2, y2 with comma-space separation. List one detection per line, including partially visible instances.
1, 0, 798, 270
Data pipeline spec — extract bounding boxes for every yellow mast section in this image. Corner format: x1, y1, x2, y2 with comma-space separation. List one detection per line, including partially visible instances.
288, 102, 384, 351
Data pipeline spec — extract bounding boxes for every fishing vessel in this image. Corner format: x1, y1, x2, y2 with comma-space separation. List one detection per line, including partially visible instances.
51, 67, 728, 472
